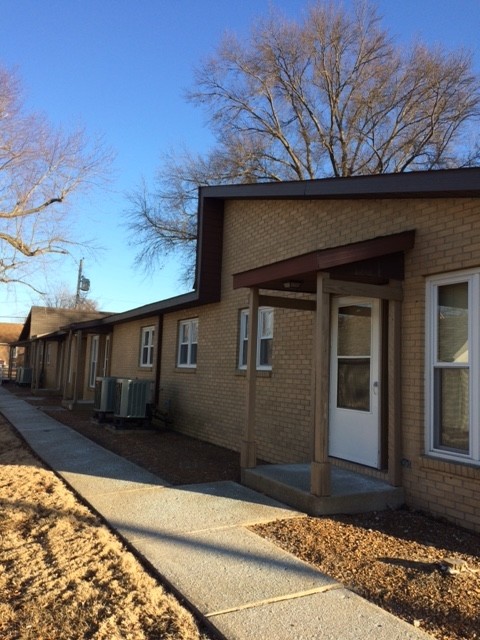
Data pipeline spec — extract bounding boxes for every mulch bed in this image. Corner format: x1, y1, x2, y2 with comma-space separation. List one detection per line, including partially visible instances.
3, 385, 241, 485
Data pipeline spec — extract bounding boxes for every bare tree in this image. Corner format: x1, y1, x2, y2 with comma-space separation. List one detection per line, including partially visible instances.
126, 0, 480, 279
124, 146, 247, 285
39, 284, 99, 311
0, 64, 112, 291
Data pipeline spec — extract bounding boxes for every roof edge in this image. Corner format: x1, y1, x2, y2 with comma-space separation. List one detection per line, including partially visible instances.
66, 290, 201, 330
200, 167, 480, 201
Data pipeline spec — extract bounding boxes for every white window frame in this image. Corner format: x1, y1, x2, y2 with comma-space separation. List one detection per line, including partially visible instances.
88, 335, 99, 389
140, 326, 155, 368
426, 269, 480, 464
238, 307, 274, 371
177, 318, 198, 368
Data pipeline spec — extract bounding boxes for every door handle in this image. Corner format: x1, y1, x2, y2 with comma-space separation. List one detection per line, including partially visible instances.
373, 381, 379, 395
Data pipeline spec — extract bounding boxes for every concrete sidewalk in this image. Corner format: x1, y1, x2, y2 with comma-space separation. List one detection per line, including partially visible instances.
0, 387, 431, 640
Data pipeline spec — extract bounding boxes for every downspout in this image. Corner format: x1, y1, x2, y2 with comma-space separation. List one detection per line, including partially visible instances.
154, 314, 163, 407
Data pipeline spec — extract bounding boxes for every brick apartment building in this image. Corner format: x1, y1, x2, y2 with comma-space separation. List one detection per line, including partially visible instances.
16, 168, 480, 532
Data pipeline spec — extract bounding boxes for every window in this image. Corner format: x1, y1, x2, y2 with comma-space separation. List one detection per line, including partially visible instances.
140, 326, 155, 367
426, 271, 480, 463
239, 307, 273, 370
89, 335, 99, 388
177, 318, 198, 367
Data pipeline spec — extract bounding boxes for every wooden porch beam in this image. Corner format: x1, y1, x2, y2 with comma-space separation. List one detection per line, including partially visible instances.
323, 279, 403, 301
258, 294, 316, 311
311, 272, 331, 496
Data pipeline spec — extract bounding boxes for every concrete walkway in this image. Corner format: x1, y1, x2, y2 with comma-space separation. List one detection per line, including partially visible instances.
0, 387, 431, 640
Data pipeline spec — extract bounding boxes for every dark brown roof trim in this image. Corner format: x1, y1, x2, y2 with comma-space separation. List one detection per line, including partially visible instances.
201, 167, 480, 201
233, 230, 415, 289
65, 290, 201, 330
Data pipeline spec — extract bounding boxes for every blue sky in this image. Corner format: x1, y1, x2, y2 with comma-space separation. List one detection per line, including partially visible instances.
1, 0, 479, 322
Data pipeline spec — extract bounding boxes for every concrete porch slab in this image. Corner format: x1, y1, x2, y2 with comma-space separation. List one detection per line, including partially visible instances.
243, 464, 405, 515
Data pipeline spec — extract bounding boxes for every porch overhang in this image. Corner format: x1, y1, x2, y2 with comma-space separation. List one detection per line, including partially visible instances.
237, 229, 415, 501
233, 229, 415, 292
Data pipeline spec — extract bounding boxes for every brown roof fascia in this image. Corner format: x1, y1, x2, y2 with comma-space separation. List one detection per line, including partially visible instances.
233, 230, 415, 289
200, 167, 480, 201
65, 290, 202, 330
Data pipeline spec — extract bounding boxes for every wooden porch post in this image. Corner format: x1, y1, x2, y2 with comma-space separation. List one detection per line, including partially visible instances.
388, 292, 403, 486
311, 272, 331, 496
29, 342, 36, 388
241, 287, 259, 469
72, 330, 82, 405
62, 330, 72, 401
33, 341, 42, 390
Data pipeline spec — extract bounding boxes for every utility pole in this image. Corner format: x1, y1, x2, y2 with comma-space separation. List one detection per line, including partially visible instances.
75, 258, 90, 308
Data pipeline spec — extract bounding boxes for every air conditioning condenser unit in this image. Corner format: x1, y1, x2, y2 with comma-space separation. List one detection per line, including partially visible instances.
114, 378, 153, 426
16, 366, 32, 386
93, 377, 117, 422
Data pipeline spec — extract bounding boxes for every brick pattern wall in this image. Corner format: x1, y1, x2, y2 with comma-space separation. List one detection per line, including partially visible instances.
159, 196, 480, 532
111, 319, 159, 381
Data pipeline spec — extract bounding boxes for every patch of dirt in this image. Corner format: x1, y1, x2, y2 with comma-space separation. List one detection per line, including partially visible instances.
4, 386, 480, 639
0, 415, 215, 640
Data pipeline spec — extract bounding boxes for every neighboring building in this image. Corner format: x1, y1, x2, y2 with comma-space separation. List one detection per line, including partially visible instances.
13, 306, 112, 394
13, 168, 480, 533
0, 323, 23, 380
61, 310, 162, 409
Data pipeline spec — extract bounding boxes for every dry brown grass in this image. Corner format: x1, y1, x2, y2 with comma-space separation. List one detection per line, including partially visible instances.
0, 417, 214, 640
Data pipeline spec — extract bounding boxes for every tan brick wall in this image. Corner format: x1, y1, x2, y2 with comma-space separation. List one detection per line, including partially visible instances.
111, 319, 158, 381
160, 304, 314, 459
159, 196, 480, 532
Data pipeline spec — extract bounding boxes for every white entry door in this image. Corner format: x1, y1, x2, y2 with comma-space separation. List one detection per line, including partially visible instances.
329, 297, 381, 468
